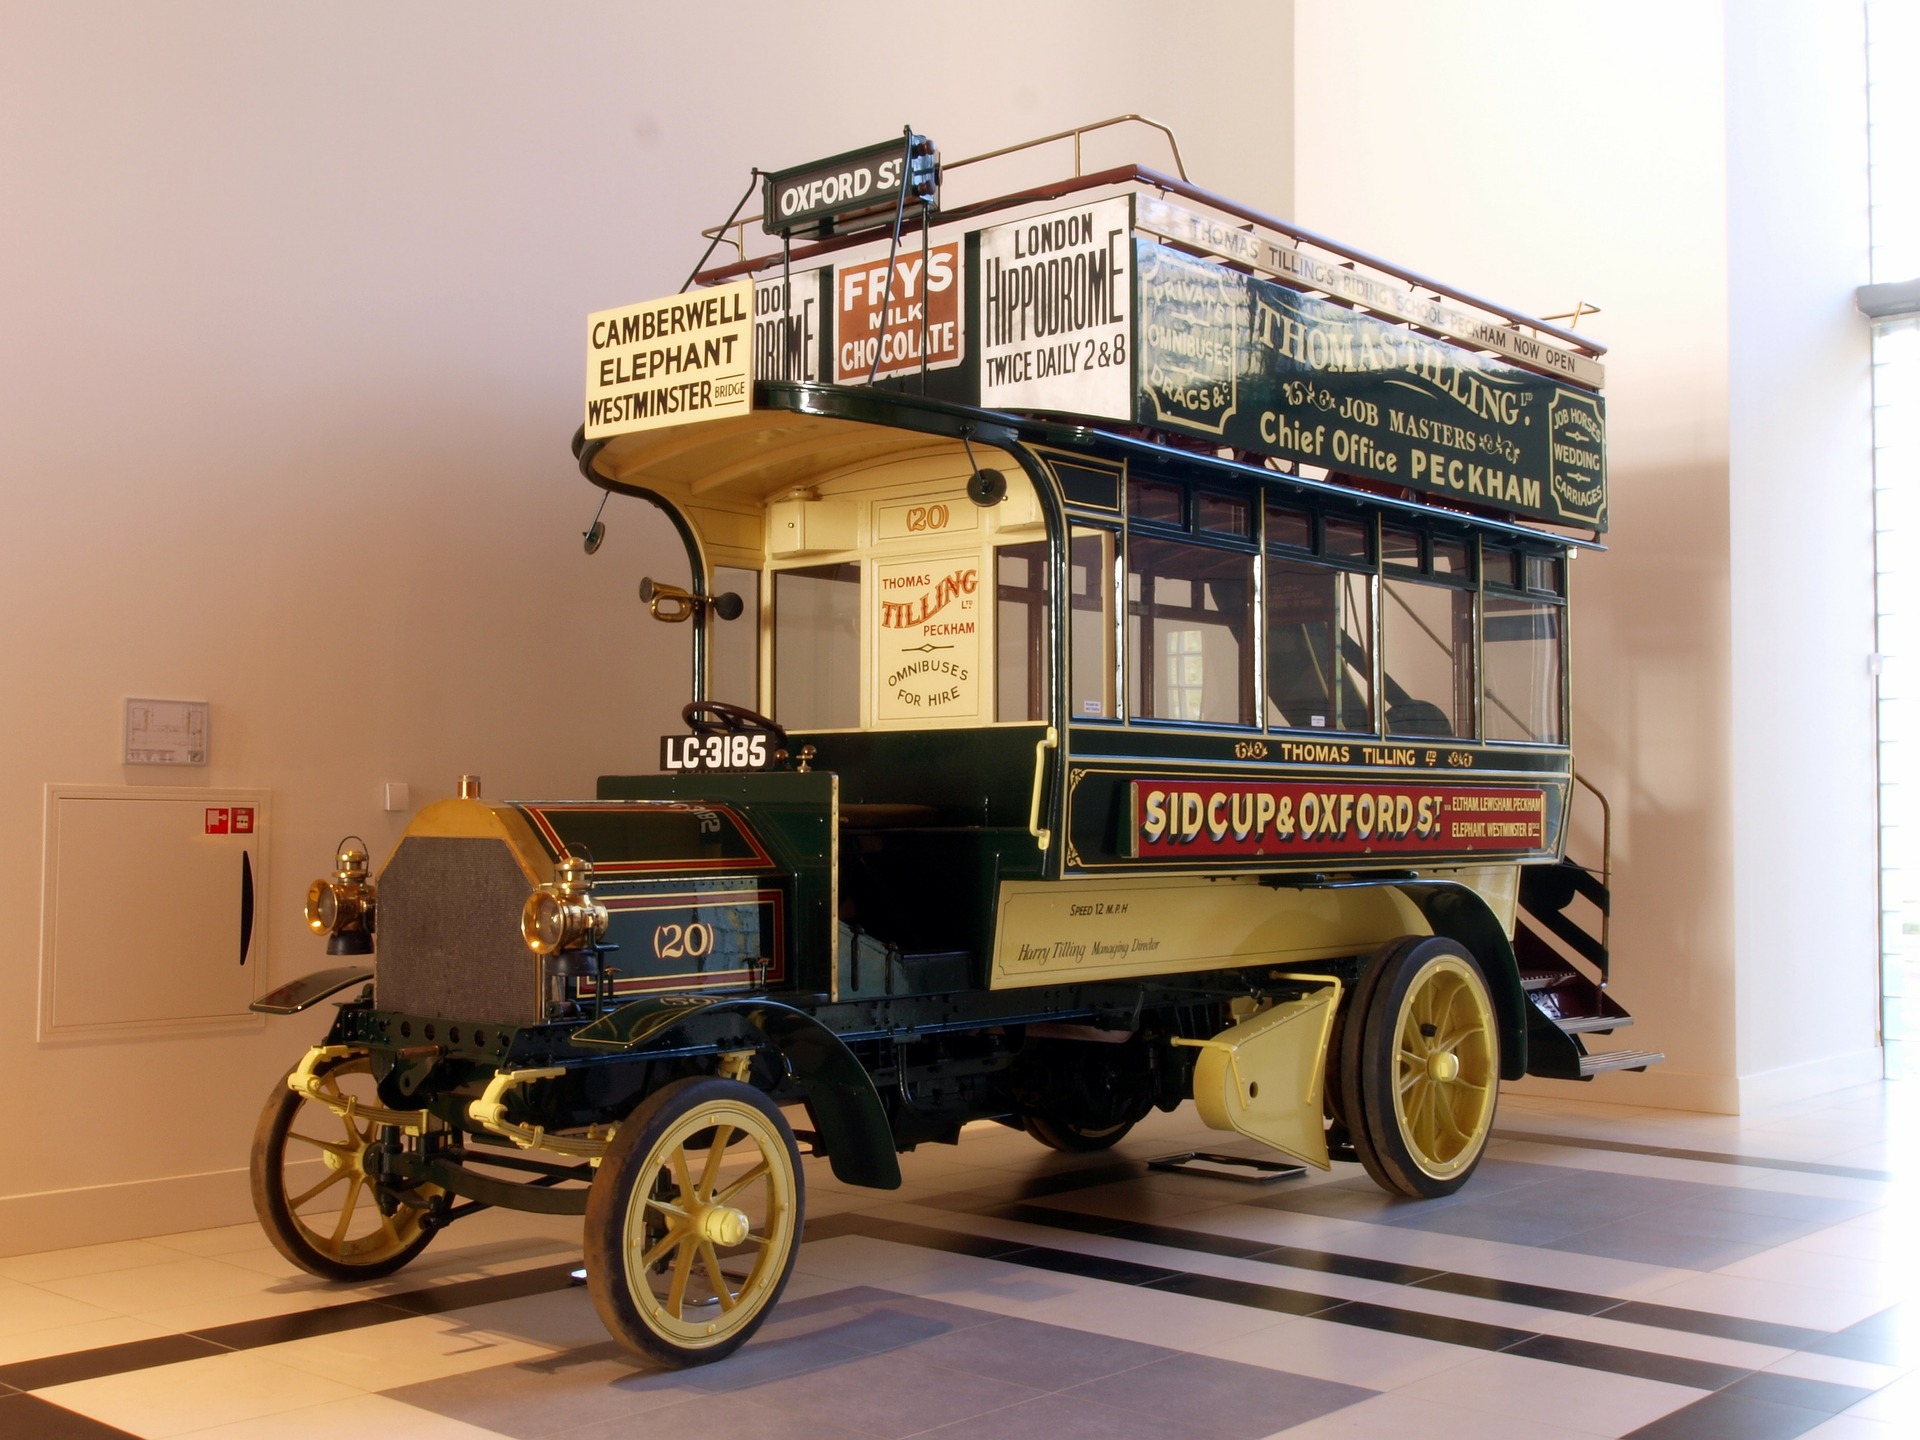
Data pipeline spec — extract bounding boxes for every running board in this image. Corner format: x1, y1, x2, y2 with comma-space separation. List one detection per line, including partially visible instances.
1579, 1048, 1664, 1075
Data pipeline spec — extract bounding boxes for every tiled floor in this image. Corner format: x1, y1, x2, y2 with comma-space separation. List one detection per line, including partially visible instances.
2, 1083, 1913, 1438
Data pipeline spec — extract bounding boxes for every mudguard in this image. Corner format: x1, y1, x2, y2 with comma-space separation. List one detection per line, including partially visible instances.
1392, 881, 1533, 1082
250, 966, 374, 1016
573, 995, 901, 1190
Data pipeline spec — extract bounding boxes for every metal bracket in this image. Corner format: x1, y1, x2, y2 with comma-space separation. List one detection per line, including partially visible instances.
467, 1066, 613, 1163
287, 1045, 433, 1137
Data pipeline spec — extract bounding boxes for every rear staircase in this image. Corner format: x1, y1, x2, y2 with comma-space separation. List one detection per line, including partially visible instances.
1516, 773, 1665, 1080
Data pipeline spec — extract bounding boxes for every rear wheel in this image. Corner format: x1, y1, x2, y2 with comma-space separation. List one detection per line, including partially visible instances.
1339, 936, 1499, 1198
250, 1052, 440, 1281
1022, 1113, 1135, 1152
585, 1076, 803, 1366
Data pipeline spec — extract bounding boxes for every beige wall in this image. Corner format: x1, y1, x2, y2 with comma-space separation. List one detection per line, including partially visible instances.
1296, 0, 1878, 1110
0, 1, 1293, 1252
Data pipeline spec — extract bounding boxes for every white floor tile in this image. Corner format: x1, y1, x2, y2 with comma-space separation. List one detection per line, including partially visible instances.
1400, 1350, 1704, 1437
35, 1350, 366, 1438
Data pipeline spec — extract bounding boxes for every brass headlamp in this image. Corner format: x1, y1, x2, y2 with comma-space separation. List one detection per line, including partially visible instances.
521, 855, 609, 955
305, 839, 375, 956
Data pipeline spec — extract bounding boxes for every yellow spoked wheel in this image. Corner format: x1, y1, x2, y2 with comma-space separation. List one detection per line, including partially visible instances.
1340, 936, 1500, 1198
585, 1076, 803, 1366
249, 1053, 441, 1280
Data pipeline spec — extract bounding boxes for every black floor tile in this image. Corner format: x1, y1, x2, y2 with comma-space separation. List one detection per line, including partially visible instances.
191, 1296, 410, 1350
1809, 1304, 1917, 1366
385, 1261, 580, 1315
1309, 1298, 1534, 1350
1602, 1300, 1830, 1351
1620, 1391, 1837, 1440
1143, 1270, 1333, 1317
0, 1393, 143, 1439
1504, 1332, 1747, 1390
1717, 1371, 1879, 1415
1413, 1269, 1618, 1314
0, 1334, 228, 1392
1011, 1245, 1178, 1286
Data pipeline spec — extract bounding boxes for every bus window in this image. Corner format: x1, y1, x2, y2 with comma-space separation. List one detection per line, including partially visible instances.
1484, 594, 1563, 743
1266, 557, 1372, 732
773, 562, 860, 729
1070, 528, 1116, 719
997, 540, 1048, 722
709, 565, 760, 710
1382, 575, 1474, 737
1127, 537, 1255, 725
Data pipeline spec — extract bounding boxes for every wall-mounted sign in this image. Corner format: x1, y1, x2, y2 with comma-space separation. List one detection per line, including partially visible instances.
1134, 242, 1605, 528
584, 281, 754, 440
125, 698, 208, 766
762, 134, 938, 239
979, 197, 1133, 420
833, 242, 963, 384
874, 555, 980, 722
753, 269, 825, 384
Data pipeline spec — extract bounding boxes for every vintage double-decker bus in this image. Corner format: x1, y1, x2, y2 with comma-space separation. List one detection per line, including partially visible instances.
251, 120, 1658, 1366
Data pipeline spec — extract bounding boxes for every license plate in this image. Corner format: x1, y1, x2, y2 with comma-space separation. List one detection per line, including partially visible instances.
660, 731, 777, 773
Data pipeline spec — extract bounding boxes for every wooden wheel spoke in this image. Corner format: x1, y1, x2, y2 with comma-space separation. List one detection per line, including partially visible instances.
641, 1223, 686, 1271
1398, 1066, 1422, 1095
697, 1125, 734, 1201
713, 1159, 770, 1207
664, 1234, 697, 1318
645, 1196, 690, 1223
330, 1175, 365, 1248
288, 1132, 355, 1160
700, 1240, 736, 1311
669, 1147, 696, 1208
289, 1165, 350, 1209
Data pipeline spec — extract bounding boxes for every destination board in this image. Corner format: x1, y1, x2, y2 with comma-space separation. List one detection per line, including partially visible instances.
1133, 242, 1607, 528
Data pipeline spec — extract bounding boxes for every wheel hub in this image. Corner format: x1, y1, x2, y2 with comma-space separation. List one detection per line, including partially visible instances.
1426, 1050, 1461, 1083
693, 1203, 751, 1247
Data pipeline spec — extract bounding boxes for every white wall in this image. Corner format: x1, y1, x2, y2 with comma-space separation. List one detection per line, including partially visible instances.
1726, 3, 1879, 1106
1296, 0, 1877, 1110
0, 1, 1293, 1252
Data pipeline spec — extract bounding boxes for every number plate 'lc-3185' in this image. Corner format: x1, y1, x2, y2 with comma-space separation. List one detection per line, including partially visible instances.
660, 731, 777, 774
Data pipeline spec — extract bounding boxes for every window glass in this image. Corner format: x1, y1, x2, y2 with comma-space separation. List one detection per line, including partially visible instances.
1266, 501, 1313, 551
996, 541, 1049, 722
1266, 558, 1373, 731
1196, 491, 1252, 537
1484, 544, 1522, 591
773, 563, 860, 729
1129, 477, 1184, 526
1525, 553, 1565, 596
1432, 534, 1472, 578
1069, 528, 1116, 719
1382, 525, 1423, 570
709, 565, 760, 710
1126, 537, 1255, 724
1484, 596, 1563, 743
1382, 577, 1474, 737
1324, 514, 1371, 561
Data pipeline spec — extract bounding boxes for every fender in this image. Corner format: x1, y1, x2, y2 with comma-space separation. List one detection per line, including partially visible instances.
1391, 881, 1536, 1082
250, 965, 373, 1016
573, 995, 901, 1190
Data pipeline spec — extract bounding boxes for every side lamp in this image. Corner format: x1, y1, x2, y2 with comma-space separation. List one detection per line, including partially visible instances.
305, 838, 376, 956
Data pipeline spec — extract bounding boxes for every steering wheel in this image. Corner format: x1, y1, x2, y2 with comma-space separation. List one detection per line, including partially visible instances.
682, 701, 785, 746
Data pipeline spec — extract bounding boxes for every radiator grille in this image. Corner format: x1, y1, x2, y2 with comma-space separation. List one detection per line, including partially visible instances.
375, 835, 542, 1024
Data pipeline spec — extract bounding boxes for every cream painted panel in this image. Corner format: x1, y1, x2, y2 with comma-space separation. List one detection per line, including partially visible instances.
991, 874, 1428, 988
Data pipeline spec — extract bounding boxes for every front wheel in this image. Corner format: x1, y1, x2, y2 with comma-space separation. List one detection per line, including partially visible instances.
249, 1052, 440, 1281
1339, 936, 1500, 1198
585, 1076, 803, 1366
1022, 1113, 1135, 1153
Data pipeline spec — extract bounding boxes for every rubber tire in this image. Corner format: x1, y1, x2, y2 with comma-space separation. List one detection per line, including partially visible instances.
249, 1054, 438, 1282
1340, 935, 1500, 1199
1022, 1113, 1135, 1153
585, 1076, 804, 1367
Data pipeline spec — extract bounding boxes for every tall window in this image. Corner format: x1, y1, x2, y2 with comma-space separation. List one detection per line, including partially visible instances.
996, 541, 1049, 722
773, 563, 860, 729
1482, 546, 1565, 745
1265, 501, 1373, 732
1380, 526, 1475, 738
1870, 0, 1918, 1078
